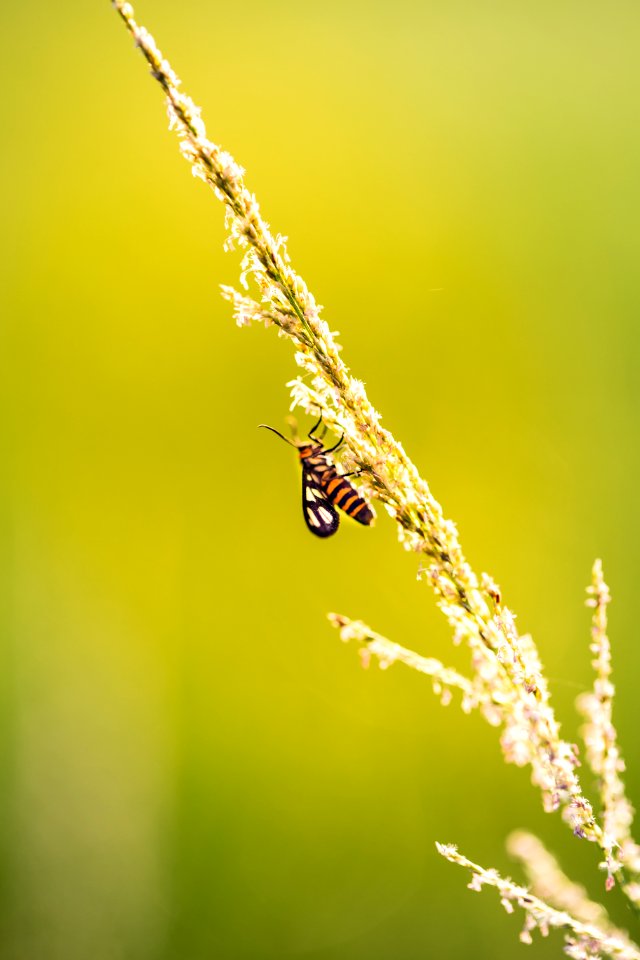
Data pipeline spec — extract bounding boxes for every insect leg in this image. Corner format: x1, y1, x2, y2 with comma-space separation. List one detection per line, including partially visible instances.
308, 411, 323, 439
323, 433, 344, 454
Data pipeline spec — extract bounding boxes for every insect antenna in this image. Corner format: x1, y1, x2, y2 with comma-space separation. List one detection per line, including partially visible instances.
258, 424, 298, 447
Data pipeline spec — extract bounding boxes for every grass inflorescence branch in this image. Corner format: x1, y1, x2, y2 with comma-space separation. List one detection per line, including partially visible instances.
437, 843, 640, 960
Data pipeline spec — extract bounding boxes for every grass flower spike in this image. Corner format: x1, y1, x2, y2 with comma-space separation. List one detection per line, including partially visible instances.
113, 0, 601, 848
112, 4, 640, 954
577, 561, 640, 895
507, 831, 633, 943
437, 844, 640, 960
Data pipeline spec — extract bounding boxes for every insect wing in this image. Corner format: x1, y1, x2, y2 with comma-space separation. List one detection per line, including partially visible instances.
302, 471, 339, 538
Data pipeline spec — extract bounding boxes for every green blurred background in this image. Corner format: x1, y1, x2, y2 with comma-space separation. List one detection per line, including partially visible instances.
2, 1, 640, 957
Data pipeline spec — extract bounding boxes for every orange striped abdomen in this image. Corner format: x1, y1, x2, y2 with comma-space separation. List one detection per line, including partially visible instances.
318, 467, 374, 526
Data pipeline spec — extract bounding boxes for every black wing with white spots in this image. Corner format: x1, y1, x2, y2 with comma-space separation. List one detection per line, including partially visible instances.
302, 470, 340, 538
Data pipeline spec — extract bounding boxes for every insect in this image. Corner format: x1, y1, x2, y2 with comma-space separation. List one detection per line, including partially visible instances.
259, 414, 375, 538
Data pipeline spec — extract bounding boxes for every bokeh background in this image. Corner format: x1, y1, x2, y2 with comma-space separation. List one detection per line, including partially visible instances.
2, 1, 640, 957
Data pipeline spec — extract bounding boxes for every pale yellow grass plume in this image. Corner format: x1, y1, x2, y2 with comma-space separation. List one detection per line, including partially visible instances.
112, 4, 640, 954
437, 843, 639, 960
577, 561, 640, 895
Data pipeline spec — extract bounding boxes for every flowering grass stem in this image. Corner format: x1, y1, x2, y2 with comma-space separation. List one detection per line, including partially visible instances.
507, 831, 631, 941
112, 3, 640, 952
437, 843, 640, 960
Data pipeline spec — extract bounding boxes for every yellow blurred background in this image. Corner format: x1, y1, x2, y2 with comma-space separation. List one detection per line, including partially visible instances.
2, 1, 640, 957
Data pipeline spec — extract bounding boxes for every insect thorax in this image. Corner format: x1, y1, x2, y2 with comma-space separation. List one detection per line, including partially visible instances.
298, 444, 332, 472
